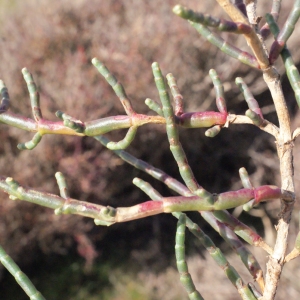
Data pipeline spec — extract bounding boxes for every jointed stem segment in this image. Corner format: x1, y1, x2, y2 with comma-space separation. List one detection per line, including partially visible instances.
152, 62, 205, 195
0, 80, 10, 113
0, 174, 284, 228
96, 134, 273, 253
260, 0, 282, 39
133, 178, 259, 298
269, 0, 300, 64
92, 58, 135, 116
191, 22, 260, 69
0, 245, 46, 300
144, 98, 163, 116
209, 69, 227, 115
22, 68, 43, 122
166, 73, 184, 116
175, 214, 204, 300
173, 5, 252, 34
201, 211, 265, 291
266, 13, 300, 109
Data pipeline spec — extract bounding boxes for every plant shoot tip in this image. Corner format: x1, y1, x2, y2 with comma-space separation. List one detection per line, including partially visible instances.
91, 57, 99, 65
172, 4, 182, 15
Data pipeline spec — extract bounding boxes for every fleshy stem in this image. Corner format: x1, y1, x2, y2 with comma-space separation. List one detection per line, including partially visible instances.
91, 58, 134, 116
206, 69, 227, 137
201, 211, 265, 292
172, 5, 260, 69
166, 73, 184, 116
0, 63, 280, 152
235, 77, 264, 127
94, 135, 192, 197
175, 214, 204, 300
144, 98, 163, 116
269, 0, 300, 64
260, 0, 282, 40
239, 167, 257, 212
91, 58, 139, 149
152, 62, 207, 196
22, 68, 43, 122
167, 71, 228, 138
0, 175, 285, 227
94, 135, 273, 253
0, 245, 46, 300
266, 13, 300, 109
133, 177, 257, 299
172, 5, 252, 34
18, 69, 44, 150
212, 210, 272, 254
55, 172, 70, 199
189, 22, 260, 69
214, 0, 270, 69
0, 80, 10, 113
209, 69, 227, 115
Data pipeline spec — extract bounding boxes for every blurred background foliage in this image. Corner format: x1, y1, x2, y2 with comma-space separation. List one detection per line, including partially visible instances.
0, 0, 300, 299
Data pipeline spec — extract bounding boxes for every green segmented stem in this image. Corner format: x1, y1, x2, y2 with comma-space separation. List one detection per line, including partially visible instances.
166, 73, 184, 116
84, 116, 132, 136
0, 80, 10, 113
55, 111, 85, 133
173, 5, 251, 34
189, 22, 260, 69
0, 112, 37, 131
106, 126, 137, 150
94, 135, 192, 196
144, 98, 163, 116
212, 209, 271, 252
176, 214, 204, 300
260, 0, 282, 39
133, 177, 258, 296
0, 177, 116, 226
0, 245, 46, 300
152, 62, 207, 196
17, 132, 42, 150
235, 77, 263, 118
239, 167, 253, 189
92, 58, 134, 116
205, 125, 222, 137
209, 69, 227, 114
201, 211, 264, 289
55, 172, 70, 199
178, 111, 227, 128
128, 169, 269, 288
269, 0, 300, 63
0, 174, 283, 225
22, 68, 43, 122
277, 1, 300, 44
93, 183, 282, 223
245, 109, 263, 126
132, 177, 163, 200
266, 13, 300, 108
95, 135, 274, 249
